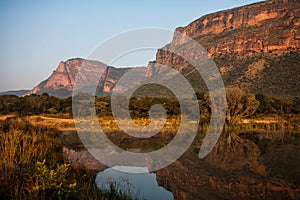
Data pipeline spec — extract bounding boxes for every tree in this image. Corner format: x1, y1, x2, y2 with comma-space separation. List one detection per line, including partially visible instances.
226, 87, 259, 124
255, 93, 276, 114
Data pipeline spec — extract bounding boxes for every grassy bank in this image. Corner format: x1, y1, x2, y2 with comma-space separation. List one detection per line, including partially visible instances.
0, 118, 131, 200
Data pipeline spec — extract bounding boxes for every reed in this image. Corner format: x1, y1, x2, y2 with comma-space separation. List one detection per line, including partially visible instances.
0, 119, 132, 200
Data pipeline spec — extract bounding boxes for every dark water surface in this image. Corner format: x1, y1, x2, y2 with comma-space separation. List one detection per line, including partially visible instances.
64, 130, 300, 199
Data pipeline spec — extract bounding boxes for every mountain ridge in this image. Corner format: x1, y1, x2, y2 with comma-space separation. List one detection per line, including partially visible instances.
146, 0, 300, 98
0, 90, 30, 97
24, 58, 146, 98
2, 0, 299, 98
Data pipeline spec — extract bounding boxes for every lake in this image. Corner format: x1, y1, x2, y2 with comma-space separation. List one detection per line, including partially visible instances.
95, 166, 174, 200
63, 130, 300, 199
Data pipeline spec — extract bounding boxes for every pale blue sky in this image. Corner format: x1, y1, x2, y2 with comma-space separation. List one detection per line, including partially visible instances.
0, 0, 262, 91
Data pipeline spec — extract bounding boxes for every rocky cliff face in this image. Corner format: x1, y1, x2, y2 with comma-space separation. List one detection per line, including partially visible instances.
157, 0, 300, 63
98, 66, 146, 93
27, 0, 300, 98
147, 0, 300, 97
27, 58, 146, 97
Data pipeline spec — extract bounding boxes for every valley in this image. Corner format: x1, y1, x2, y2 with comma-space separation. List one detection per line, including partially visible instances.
1, 0, 300, 199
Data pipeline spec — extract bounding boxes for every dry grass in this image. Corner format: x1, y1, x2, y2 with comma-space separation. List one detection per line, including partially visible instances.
99, 116, 181, 132
0, 119, 63, 198
0, 114, 16, 121
0, 118, 132, 200
0, 119, 62, 167
25, 115, 76, 131
24, 115, 183, 133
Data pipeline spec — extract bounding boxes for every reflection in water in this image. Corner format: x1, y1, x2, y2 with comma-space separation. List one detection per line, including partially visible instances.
64, 130, 300, 199
156, 131, 300, 200
95, 166, 174, 200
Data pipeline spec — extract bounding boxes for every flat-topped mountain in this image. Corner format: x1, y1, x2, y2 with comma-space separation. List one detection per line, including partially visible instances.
147, 0, 300, 97
4, 0, 298, 98
174, 0, 299, 57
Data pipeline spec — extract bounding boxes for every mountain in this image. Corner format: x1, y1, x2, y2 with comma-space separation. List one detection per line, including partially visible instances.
0, 90, 30, 97
25, 58, 146, 98
146, 0, 300, 98
25, 0, 300, 98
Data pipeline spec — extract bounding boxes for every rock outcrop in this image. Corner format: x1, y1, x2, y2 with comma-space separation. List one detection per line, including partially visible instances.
157, 0, 300, 64
26, 0, 300, 98
26, 58, 146, 97
147, 0, 300, 97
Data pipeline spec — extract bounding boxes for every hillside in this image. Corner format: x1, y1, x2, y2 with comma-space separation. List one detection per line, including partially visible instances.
147, 0, 300, 98
0, 90, 30, 97
13, 0, 300, 98
25, 58, 146, 98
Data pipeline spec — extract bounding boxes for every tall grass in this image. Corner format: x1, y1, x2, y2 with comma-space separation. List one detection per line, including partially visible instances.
0, 118, 132, 200
0, 119, 62, 198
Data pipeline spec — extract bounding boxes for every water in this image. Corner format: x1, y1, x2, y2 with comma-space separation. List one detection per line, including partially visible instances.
65, 130, 300, 199
95, 166, 174, 200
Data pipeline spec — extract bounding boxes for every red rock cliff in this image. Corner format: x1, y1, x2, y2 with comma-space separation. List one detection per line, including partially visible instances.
153, 0, 300, 67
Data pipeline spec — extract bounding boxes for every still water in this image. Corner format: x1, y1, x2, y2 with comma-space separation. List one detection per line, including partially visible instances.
64, 130, 300, 199
95, 166, 174, 200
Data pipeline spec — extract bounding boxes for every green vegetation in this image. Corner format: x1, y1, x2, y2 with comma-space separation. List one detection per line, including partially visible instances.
226, 87, 259, 124
213, 51, 300, 98
0, 90, 299, 199
0, 119, 132, 200
1, 90, 300, 124
0, 93, 72, 117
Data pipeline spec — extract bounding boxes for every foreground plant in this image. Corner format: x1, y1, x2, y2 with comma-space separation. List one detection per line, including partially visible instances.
0, 119, 132, 200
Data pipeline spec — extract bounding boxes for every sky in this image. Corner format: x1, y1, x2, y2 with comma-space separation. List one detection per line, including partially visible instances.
0, 0, 263, 92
